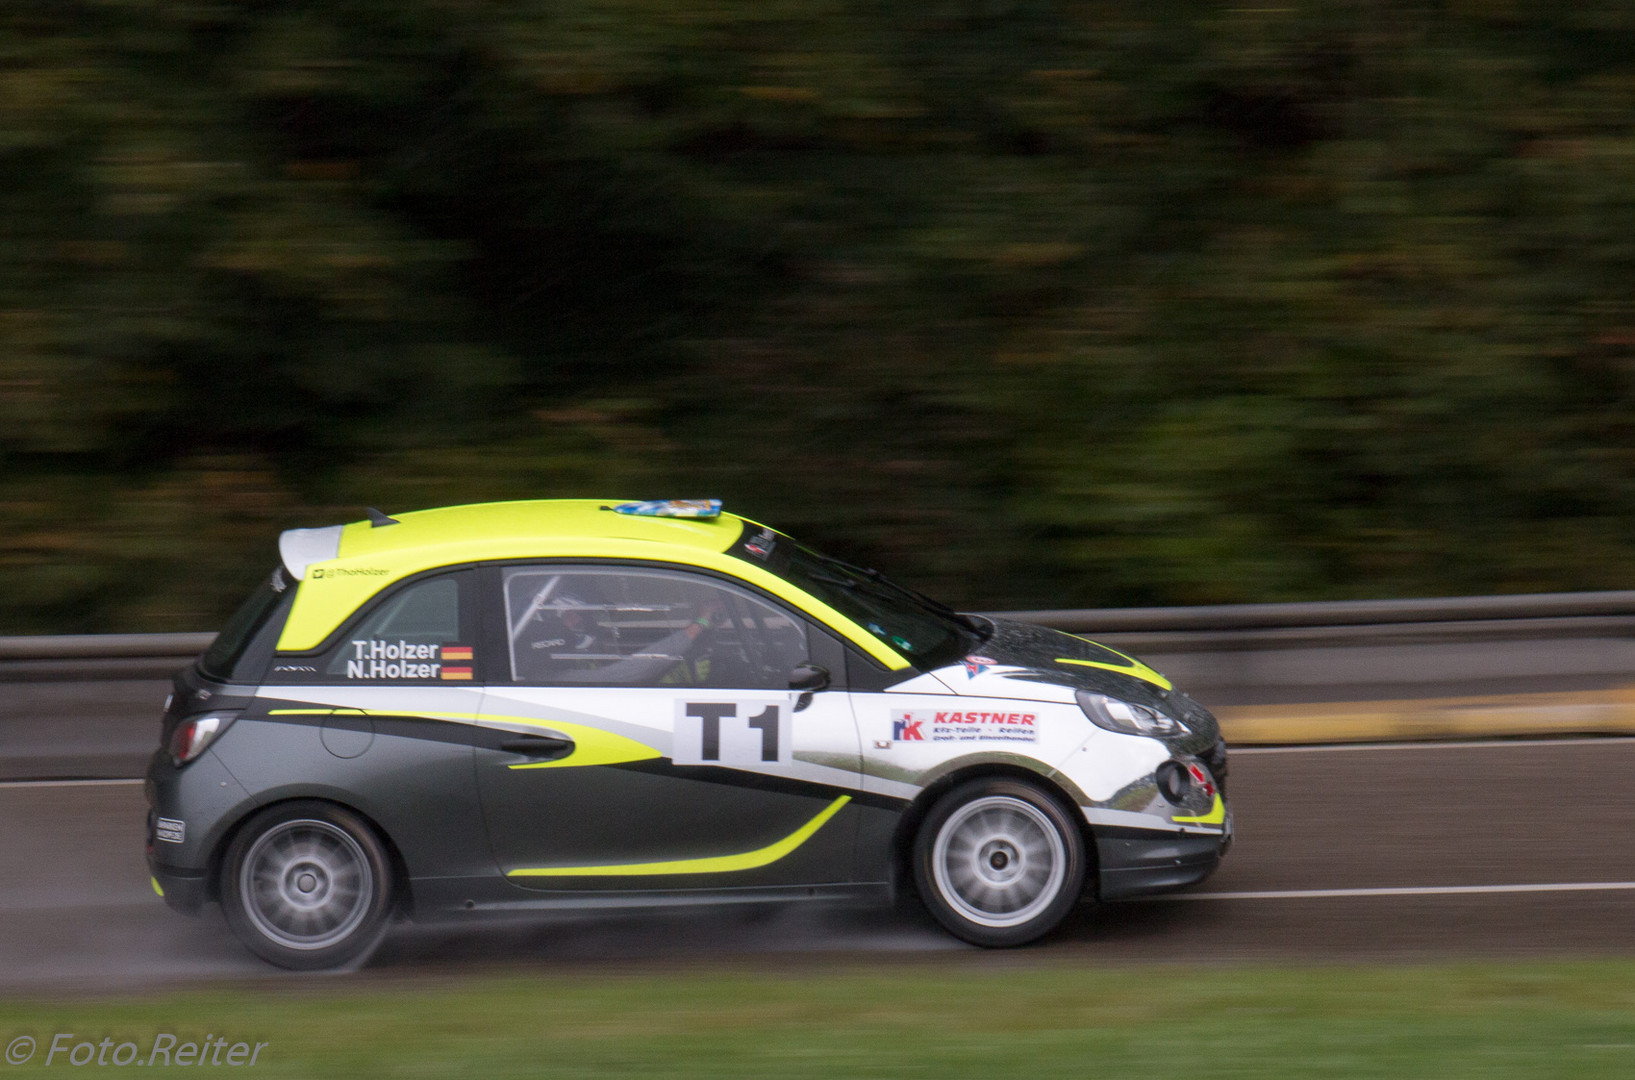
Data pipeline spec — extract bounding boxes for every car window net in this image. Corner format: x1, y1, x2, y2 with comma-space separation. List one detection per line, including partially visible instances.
502, 568, 807, 689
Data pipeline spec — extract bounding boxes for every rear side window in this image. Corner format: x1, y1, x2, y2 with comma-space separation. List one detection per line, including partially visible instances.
267, 572, 476, 684
200, 569, 291, 681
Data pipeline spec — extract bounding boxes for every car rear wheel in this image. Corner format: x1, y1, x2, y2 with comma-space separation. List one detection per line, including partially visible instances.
912, 778, 1086, 947
221, 801, 394, 970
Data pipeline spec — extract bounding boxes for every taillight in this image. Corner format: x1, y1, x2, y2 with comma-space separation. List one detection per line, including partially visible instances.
168, 711, 240, 766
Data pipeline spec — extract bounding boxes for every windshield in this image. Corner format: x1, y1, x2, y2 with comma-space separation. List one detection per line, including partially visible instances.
729, 523, 981, 668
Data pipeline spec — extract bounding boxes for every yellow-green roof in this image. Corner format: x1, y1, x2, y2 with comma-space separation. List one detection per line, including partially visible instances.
274, 499, 909, 669
339, 499, 741, 562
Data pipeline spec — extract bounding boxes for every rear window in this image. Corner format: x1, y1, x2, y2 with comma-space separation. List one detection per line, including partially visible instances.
199, 568, 291, 681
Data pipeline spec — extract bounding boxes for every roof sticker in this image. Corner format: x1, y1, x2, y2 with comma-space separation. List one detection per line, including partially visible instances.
612, 499, 722, 519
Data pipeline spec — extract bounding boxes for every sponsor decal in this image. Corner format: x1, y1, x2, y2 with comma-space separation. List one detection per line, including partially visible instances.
155, 818, 185, 844
890, 708, 1038, 743
962, 655, 998, 679
743, 528, 777, 560
272, 663, 317, 674
310, 566, 389, 580
345, 639, 467, 680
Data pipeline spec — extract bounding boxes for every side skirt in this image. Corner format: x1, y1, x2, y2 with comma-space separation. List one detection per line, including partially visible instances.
406, 878, 892, 920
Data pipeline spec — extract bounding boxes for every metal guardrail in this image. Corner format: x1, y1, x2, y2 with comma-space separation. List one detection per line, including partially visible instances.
4, 589, 1635, 681
995, 592, 1635, 652
996, 590, 1635, 631
4, 591, 1635, 777
0, 632, 216, 659
0, 633, 214, 682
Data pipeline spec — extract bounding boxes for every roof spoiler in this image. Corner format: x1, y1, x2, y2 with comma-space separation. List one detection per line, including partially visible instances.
278, 525, 344, 581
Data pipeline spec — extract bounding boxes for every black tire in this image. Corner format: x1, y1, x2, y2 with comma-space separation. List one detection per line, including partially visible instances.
220, 801, 395, 970
912, 777, 1087, 947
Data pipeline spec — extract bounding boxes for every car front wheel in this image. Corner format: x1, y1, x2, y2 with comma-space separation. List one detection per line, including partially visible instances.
913, 778, 1086, 947
220, 801, 394, 970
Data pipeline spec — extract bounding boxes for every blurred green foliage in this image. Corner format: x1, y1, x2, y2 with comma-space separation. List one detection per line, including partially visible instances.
6, 0, 1635, 632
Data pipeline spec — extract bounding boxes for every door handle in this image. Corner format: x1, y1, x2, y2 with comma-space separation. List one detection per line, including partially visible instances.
500, 735, 575, 760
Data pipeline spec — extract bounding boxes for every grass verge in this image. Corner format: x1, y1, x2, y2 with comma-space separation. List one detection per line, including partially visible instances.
2, 959, 1634, 1077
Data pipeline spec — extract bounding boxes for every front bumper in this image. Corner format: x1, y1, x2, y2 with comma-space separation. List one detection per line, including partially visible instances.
1094, 807, 1231, 901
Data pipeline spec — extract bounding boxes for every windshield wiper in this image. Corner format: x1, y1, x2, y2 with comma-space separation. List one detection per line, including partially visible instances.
816, 556, 983, 637
861, 568, 985, 636
807, 570, 862, 590
805, 556, 987, 641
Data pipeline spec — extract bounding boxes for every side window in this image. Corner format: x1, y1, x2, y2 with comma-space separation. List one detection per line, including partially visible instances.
268, 573, 474, 684
503, 567, 808, 689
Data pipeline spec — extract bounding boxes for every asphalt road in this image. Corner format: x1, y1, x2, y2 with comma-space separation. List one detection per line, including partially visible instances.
4, 737, 1635, 990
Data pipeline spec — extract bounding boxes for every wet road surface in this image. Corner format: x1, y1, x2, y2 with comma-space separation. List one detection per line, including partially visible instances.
4, 738, 1633, 989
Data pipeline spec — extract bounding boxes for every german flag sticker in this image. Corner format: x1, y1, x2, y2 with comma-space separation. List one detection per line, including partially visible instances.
441, 644, 474, 662
441, 666, 473, 681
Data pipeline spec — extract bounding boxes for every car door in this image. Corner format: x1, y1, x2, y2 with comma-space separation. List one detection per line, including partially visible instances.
475, 562, 863, 890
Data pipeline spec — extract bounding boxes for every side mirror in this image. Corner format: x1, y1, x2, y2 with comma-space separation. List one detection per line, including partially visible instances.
790, 663, 830, 712
789, 663, 831, 693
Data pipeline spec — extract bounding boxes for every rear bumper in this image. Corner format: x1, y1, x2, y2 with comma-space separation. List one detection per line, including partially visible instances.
147, 856, 210, 914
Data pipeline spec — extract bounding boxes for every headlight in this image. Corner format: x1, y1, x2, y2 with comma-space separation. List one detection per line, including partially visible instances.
168, 711, 240, 766
1076, 691, 1190, 738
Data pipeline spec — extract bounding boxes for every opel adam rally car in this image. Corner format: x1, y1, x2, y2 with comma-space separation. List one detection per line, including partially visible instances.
146, 499, 1230, 968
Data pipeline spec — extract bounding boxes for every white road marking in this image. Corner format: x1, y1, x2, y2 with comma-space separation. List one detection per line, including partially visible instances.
1153, 882, 1635, 901
0, 778, 143, 789
1233, 736, 1635, 755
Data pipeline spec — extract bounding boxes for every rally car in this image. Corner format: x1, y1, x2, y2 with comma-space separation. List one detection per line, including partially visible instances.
146, 499, 1229, 968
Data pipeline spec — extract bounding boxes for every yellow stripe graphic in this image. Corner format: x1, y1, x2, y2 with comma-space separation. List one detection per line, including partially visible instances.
261, 706, 660, 769
479, 713, 662, 770
1172, 794, 1225, 826
1054, 656, 1172, 690
509, 795, 851, 877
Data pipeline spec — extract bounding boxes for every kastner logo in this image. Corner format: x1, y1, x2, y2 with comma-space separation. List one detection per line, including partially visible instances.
891, 709, 1038, 743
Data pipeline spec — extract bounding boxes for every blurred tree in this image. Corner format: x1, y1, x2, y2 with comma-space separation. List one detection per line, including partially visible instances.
4, 0, 1635, 632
